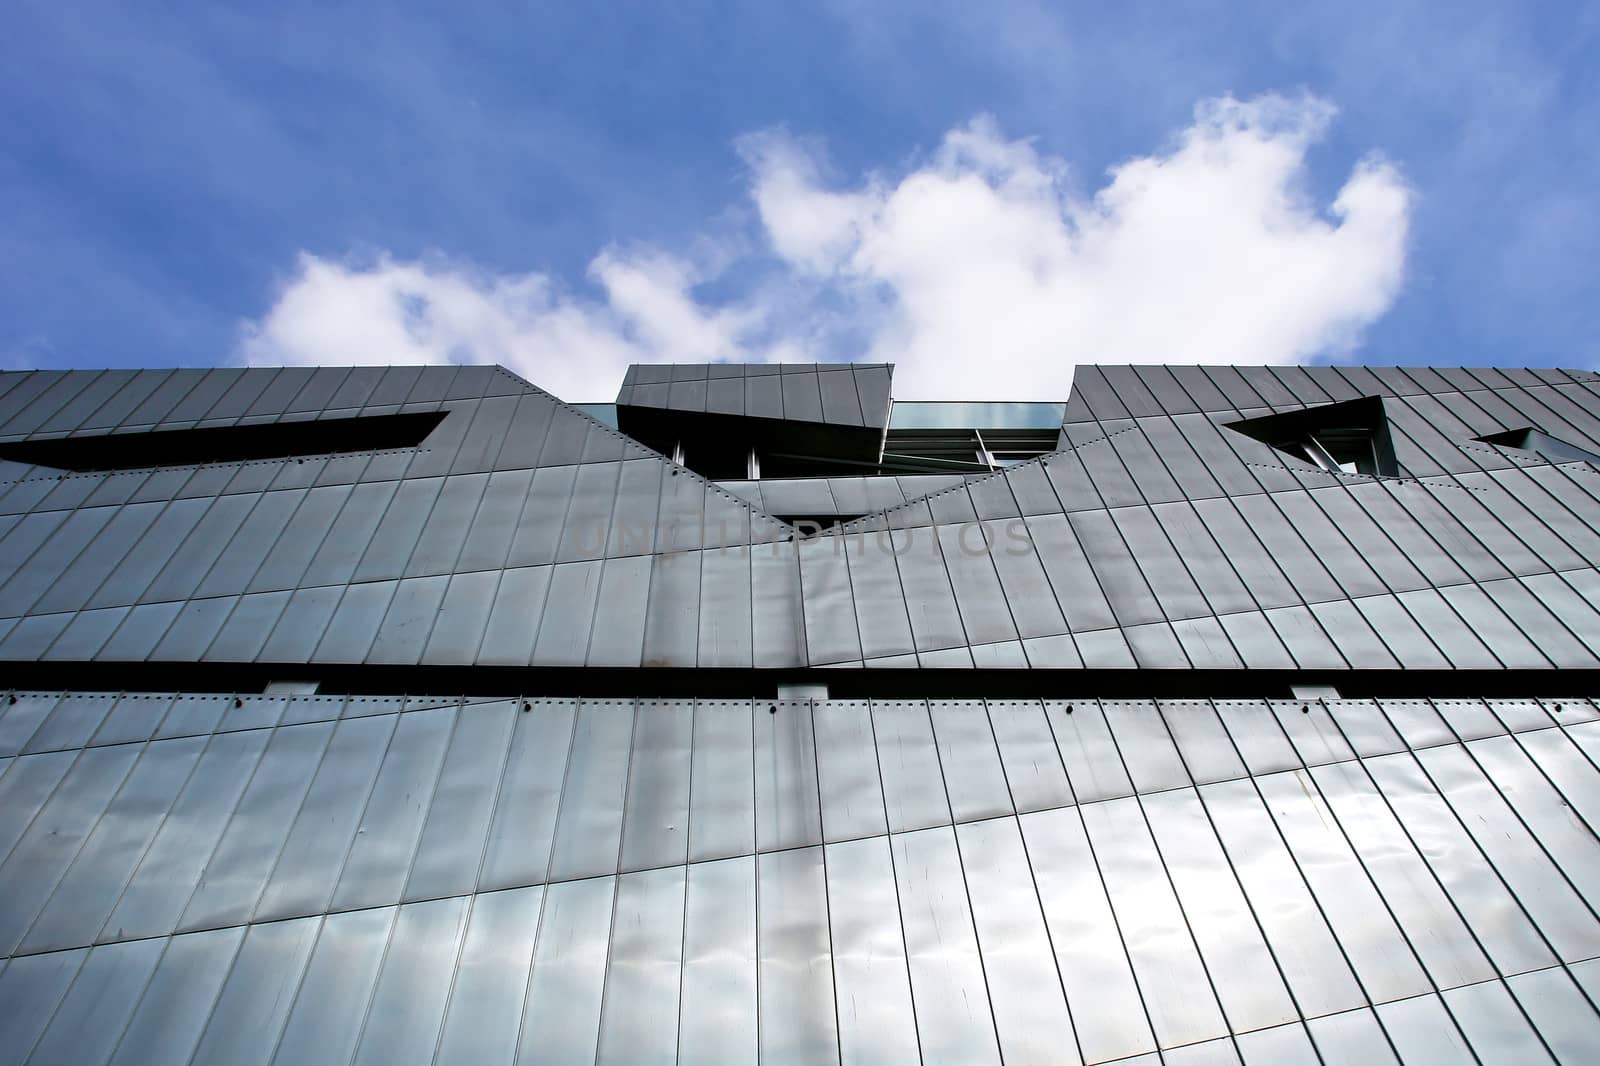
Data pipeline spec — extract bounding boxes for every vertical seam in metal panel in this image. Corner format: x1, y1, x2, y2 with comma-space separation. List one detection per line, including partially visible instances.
804, 698, 845, 1066
537, 698, 584, 888
1092, 698, 1244, 1058
1266, 702, 1473, 1061
238, 714, 362, 930
1, 732, 143, 957
424, 700, 522, 1065
1150, 698, 1331, 1063
750, 695, 765, 1066
313, 901, 402, 1066
590, 698, 641, 1064
917, 696, 1006, 1061
862, 695, 927, 1065
977, 696, 1083, 1065
1427, 703, 1600, 936
1056, 388, 1194, 666
1036, 696, 1163, 1058
472, 393, 562, 667
1354, 696, 1568, 1062
1344, 694, 1568, 1049
1205, 699, 1390, 1019
306, 706, 407, 917
87, 725, 226, 946
672, 698, 697, 1066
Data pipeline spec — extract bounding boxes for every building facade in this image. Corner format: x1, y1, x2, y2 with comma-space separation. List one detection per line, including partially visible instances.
1, 361, 1599, 1063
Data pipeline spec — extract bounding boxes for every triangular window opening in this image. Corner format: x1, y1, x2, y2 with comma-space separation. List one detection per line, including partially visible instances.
1474, 427, 1600, 466
1224, 396, 1399, 478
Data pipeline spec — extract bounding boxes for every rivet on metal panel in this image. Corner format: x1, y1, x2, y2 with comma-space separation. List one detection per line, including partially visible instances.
1065, 703, 1074, 714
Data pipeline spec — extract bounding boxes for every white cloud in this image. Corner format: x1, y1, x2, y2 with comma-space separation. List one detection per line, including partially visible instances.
239, 92, 1411, 401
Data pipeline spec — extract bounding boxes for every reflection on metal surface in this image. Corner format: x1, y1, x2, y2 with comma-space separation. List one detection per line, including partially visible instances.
5, 362, 1600, 1061
0, 693, 1595, 1061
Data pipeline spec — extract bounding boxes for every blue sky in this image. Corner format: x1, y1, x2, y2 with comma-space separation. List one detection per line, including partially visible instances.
3, 1, 1597, 400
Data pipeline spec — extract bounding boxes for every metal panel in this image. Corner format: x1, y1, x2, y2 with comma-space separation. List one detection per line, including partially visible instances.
254, 715, 394, 923
432, 885, 543, 1065
698, 545, 753, 667
895, 527, 968, 651
270, 906, 396, 1066
1365, 752, 1555, 975
641, 549, 700, 668
1442, 978, 1556, 1064
986, 699, 1072, 813
24, 936, 165, 1066
1309, 760, 1496, 989
178, 721, 334, 933
1256, 768, 1431, 1002
1142, 787, 1298, 1032
893, 826, 1001, 1065
780, 369, 825, 422
531, 559, 603, 666
1506, 966, 1600, 1066
596, 866, 686, 1065
1159, 701, 1247, 785
518, 875, 616, 1064
327, 705, 452, 912
799, 535, 862, 665
936, 523, 1019, 645
1103, 699, 1190, 793
754, 699, 823, 851
478, 700, 575, 892
679, 855, 759, 1065
930, 700, 1012, 822
1200, 777, 1366, 1017
0, 947, 90, 1066
404, 472, 487, 576
1082, 795, 1228, 1048
957, 816, 1078, 1066
405, 700, 516, 901
688, 700, 756, 862
351, 896, 470, 1066
188, 915, 321, 1066
22, 734, 206, 954
1211, 700, 1302, 776
751, 540, 807, 668
547, 701, 635, 880
477, 565, 550, 666
0, 742, 140, 955
300, 476, 400, 585
825, 835, 920, 1065
1045, 699, 1134, 803
984, 519, 1070, 638
105, 925, 245, 1066
618, 700, 693, 872
872, 700, 951, 832
813, 699, 889, 842
1415, 743, 1600, 961
847, 532, 917, 659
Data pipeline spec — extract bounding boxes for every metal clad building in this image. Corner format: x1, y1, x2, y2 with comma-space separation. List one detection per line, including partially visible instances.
2, 361, 1600, 1063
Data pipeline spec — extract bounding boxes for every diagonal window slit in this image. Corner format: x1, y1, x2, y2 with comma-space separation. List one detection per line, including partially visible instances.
0, 410, 449, 473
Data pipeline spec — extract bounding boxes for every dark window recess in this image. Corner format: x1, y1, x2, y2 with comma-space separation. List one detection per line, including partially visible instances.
1475, 427, 1600, 465
0, 410, 449, 473
1225, 396, 1399, 478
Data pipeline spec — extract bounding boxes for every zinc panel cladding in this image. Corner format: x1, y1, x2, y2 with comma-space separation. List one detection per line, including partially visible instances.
8, 362, 1600, 1062
6, 694, 1600, 1062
